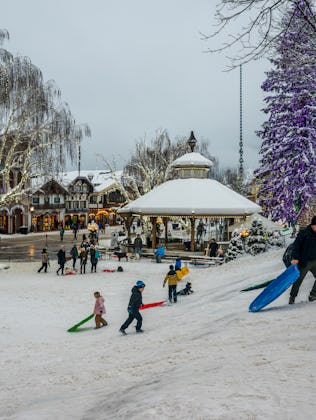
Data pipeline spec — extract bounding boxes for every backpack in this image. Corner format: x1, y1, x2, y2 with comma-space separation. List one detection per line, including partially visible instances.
282, 243, 294, 267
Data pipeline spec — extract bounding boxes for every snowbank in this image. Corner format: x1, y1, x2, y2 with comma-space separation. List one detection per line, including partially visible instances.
0, 250, 315, 419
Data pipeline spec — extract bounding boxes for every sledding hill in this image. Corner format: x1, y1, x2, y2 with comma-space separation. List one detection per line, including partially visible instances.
0, 250, 315, 419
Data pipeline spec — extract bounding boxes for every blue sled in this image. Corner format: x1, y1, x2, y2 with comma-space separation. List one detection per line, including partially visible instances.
249, 264, 300, 312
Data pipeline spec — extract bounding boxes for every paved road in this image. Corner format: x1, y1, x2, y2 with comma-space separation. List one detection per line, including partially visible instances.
0, 229, 115, 262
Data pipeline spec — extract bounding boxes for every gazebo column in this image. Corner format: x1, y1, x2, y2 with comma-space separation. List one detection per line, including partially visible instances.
190, 217, 195, 252
124, 215, 133, 243
151, 217, 157, 249
163, 217, 168, 247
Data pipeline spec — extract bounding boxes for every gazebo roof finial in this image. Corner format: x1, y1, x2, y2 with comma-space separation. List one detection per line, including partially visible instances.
188, 130, 197, 152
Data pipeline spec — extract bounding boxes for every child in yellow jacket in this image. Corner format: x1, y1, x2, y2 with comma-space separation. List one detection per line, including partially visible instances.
163, 265, 179, 303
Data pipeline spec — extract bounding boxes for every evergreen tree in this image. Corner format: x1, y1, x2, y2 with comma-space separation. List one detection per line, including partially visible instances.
245, 220, 267, 255
266, 230, 283, 248
225, 231, 245, 262
255, 0, 316, 225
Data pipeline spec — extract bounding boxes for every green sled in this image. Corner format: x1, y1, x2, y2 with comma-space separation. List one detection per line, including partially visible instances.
240, 279, 274, 292
67, 314, 94, 332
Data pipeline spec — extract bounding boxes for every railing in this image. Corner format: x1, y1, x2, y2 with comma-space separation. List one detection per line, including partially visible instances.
32, 204, 65, 210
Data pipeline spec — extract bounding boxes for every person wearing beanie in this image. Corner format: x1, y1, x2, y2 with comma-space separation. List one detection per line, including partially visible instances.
289, 216, 316, 304
38, 248, 49, 273
119, 281, 145, 334
163, 265, 180, 303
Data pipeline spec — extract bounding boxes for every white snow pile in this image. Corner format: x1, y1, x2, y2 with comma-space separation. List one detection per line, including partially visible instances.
0, 250, 315, 420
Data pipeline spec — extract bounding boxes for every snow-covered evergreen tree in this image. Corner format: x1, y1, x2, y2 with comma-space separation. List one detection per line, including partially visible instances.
225, 231, 245, 262
255, 0, 316, 225
245, 220, 267, 255
266, 230, 283, 247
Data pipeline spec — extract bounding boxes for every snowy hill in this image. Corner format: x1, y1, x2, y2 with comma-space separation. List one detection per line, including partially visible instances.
0, 251, 315, 419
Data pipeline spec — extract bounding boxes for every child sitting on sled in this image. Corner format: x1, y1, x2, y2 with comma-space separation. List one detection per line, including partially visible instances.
179, 282, 194, 295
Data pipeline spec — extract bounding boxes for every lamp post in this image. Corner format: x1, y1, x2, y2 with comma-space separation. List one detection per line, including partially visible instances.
30, 206, 34, 232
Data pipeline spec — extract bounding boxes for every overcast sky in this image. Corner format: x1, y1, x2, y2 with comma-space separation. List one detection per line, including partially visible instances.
2, 0, 268, 172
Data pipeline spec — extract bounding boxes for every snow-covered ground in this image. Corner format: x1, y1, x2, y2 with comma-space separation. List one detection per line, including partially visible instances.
0, 250, 315, 420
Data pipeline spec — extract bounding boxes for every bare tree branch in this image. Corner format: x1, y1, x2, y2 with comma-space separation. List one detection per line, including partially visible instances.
204, 0, 316, 68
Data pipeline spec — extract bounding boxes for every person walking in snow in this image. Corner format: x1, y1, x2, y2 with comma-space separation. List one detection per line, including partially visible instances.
38, 248, 49, 273
119, 281, 145, 334
79, 247, 88, 274
93, 291, 108, 329
56, 245, 66, 275
163, 265, 180, 303
70, 244, 78, 269
90, 245, 98, 273
73, 223, 78, 240
59, 226, 65, 241
289, 216, 316, 304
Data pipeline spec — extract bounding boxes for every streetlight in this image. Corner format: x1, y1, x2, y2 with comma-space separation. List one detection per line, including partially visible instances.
30, 206, 34, 232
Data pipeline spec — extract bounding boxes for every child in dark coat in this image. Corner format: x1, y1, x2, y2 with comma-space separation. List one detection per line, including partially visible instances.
120, 281, 145, 334
179, 282, 194, 295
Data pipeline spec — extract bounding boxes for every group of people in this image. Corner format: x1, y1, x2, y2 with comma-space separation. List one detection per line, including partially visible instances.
38, 233, 101, 275
119, 264, 193, 335
57, 242, 100, 275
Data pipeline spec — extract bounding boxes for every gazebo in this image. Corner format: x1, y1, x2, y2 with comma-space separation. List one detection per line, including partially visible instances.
118, 132, 261, 251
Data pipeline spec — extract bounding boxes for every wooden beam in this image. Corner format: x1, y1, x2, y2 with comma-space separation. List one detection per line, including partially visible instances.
190, 217, 195, 252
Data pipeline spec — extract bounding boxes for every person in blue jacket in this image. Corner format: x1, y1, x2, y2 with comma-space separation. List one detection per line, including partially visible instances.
119, 281, 145, 334
175, 257, 182, 271
155, 246, 165, 263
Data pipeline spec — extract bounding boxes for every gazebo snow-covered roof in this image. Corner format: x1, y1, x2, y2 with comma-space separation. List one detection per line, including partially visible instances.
118, 131, 261, 250
172, 152, 213, 169
118, 178, 260, 217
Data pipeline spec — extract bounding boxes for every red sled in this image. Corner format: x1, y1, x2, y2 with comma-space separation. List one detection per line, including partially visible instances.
102, 269, 116, 273
65, 272, 75, 276
140, 301, 166, 310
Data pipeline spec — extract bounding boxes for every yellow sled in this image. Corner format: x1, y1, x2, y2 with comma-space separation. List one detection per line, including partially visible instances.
176, 266, 189, 279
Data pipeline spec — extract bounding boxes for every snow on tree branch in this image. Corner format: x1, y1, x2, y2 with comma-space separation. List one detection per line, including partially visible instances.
0, 35, 90, 206
204, 0, 316, 68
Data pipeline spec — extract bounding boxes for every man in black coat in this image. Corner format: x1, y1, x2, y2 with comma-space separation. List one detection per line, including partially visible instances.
289, 216, 316, 304
56, 245, 66, 275
209, 239, 219, 257
120, 281, 145, 334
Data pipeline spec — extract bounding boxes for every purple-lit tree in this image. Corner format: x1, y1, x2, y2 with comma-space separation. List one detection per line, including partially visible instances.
255, 0, 316, 225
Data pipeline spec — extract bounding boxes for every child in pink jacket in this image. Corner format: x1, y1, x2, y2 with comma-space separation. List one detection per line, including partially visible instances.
93, 291, 108, 329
